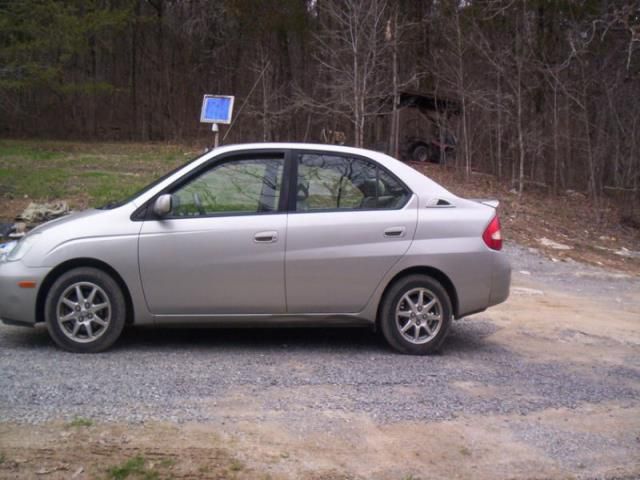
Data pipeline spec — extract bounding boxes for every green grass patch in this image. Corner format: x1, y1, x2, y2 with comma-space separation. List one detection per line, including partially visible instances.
0, 142, 66, 162
67, 416, 94, 427
106, 455, 178, 480
0, 140, 194, 210
78, 170, 146, 207
107, 456, 150, 480
229, 458, 245, 472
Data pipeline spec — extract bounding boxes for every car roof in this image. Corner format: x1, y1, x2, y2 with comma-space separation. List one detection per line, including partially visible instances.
213, 143, 453, 197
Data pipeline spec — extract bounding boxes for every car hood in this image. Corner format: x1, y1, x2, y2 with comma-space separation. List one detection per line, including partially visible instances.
29, 209, 104, 236
20, 203, 142, 268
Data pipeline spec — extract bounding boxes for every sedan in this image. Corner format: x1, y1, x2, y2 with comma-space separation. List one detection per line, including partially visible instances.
0, 143, 510, 354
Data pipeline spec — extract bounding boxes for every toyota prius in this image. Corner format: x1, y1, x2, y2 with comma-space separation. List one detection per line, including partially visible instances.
0, 143, 510, 354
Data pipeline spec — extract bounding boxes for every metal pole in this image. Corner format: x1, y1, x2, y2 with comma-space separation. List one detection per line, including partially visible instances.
212, 123, 219, 148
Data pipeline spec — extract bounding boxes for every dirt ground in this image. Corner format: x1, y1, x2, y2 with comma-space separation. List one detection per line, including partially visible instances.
1, 269, 638, 480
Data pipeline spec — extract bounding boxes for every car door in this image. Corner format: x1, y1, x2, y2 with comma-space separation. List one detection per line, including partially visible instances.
285, 151, 418, 314
138, 152, 288, 315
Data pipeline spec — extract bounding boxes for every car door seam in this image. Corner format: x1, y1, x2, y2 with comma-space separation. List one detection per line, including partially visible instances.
358, 194, 420, 315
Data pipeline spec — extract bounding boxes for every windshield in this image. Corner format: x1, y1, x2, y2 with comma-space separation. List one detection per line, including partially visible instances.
97, 152, 207, 210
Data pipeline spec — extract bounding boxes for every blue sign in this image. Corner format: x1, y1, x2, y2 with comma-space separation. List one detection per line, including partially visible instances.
200, 95, 235, 124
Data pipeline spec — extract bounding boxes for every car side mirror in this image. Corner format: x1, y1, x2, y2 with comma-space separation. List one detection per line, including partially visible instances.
152, 194, 172, 217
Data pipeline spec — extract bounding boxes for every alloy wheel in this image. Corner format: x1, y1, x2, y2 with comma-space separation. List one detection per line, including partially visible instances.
395, 287, 443, 344
56, 282, 111, 344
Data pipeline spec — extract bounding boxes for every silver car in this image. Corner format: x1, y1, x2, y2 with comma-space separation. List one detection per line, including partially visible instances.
0, 143, 510, 354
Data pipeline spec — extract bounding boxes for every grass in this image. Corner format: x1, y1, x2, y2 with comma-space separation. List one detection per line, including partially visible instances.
106, 455, 171, 480
67, 416, 94, 427
0, 140, 197, 216
229, 458, 245, 472
107, 456, 147, 480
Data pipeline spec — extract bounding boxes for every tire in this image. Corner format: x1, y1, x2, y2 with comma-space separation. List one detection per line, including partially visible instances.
44, 267, 126, 353
379, 275, 452, 355
411, 144, 430, 162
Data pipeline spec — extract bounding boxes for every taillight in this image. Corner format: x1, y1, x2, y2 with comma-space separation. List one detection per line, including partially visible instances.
483, 216, 503, 250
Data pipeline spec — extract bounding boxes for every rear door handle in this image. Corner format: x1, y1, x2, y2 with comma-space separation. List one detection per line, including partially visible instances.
254, 231, 278, 243
384, 227, 406, 238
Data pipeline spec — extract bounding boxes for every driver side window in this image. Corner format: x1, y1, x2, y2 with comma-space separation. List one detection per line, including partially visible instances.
170, 156, 284, 217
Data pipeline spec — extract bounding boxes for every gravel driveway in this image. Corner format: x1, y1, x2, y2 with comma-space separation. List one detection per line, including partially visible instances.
1, 245, 639, 479
0, 315, 637, 425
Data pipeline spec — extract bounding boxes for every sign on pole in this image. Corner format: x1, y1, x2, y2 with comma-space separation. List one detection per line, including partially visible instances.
200, 94, 235, 148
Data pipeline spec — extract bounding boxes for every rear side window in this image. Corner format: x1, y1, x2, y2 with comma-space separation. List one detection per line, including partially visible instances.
377, 167, 411, 209
296, 154, 410, 212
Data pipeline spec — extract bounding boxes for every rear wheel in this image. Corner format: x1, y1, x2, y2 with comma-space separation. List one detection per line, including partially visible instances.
380, 275, 452, 355
44, 267, 126, 353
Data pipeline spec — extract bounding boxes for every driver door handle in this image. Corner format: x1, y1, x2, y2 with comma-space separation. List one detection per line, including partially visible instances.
384, 226, 406, 238
254, 231, 278, 243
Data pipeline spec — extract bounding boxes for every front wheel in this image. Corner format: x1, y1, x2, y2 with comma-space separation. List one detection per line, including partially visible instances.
44, 267, 126, 353
380, 275, 452, 355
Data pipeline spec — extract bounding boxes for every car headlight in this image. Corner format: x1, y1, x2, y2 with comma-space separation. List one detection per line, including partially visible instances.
0, 240, 18, 262
5, 234, 41, 262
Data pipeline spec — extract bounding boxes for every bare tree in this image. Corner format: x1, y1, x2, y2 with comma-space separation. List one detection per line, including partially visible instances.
311, 0, 391, 147
1, 0, 638, 205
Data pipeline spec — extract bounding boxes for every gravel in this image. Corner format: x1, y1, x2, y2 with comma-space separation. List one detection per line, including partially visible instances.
505, 243, 640, 308
0, 318, 637, 425
0, 244, 639, 472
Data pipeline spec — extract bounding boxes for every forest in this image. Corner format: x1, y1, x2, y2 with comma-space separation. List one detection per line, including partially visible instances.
0, 0, 639, 200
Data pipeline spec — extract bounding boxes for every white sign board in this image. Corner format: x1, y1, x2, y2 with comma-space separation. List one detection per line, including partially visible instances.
200, 94, 235, 124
